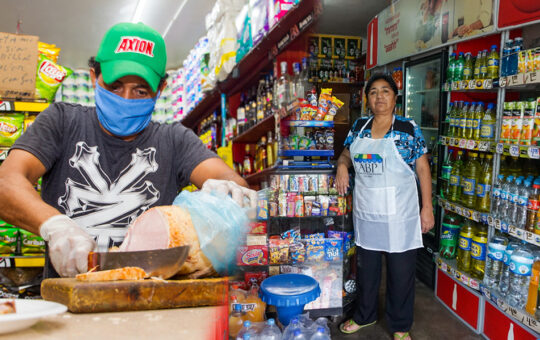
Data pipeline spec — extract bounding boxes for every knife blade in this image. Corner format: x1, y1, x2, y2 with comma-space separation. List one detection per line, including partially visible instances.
88, 245, 190, 279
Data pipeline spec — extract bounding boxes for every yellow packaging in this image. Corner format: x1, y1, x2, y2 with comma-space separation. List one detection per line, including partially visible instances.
0, 114, 24, 147
23, 114, 36, 132
533, 97, 540, 146
38, 41, 61, 63
518, 51, 527, 74
535, 48, 540, 71
526, 49, 535, 73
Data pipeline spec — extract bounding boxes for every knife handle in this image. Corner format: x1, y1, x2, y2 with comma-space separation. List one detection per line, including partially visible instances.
88, 252, 100, 271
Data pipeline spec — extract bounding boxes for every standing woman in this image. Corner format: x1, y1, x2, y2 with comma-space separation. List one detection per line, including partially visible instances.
336, 73, 434, 340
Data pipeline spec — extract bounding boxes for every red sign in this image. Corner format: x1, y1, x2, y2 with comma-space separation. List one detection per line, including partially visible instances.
498, 0, 540, 28
483, 299, 537, 340
366, 17, 378, 69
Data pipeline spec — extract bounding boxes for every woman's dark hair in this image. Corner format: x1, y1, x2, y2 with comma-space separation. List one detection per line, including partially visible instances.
364, 72, 398, 97
88, 56, 168, 90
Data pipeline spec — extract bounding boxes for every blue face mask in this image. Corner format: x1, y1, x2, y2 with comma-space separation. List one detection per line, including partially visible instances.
94, 81, 158, 137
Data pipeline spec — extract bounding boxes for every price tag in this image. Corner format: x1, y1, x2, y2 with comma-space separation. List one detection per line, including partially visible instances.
451, 82, 457, 91
463, 209, 472, 218
459, 81, 467, 90
509, 145, 520, 157
461, 275, 470, 285
483, 79, 493, 89
467, 140, 476, 150
441, 262, 448, 271
509, 225, 518, 237
459, 139, 467, 148
501, 221, 509, 233
443, 83, 450, 92
472, 211, 480, 222
450, 138, 457, 146
443, 201, 450, 210
499, 76, 507, 88
495, 219, 501, 230
478, 141, 490, 152
488, 216, 494, 226
470, 279, 480, 290
439, 136, 446, 144
483, 288, 491, 300
455, 206, 463, 215
496, 143, 504, 154
469, 80, 476, 89
527, 147, 539, 159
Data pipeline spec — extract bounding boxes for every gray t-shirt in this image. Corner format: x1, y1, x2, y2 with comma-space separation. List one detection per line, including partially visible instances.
13, 102, 217, 251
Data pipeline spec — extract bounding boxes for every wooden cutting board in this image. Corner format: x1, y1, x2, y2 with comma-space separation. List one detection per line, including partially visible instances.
41, 277, 228, 313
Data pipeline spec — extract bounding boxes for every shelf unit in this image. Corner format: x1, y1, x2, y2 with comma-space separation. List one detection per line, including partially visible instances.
436, 255, 481, 291
0, 255, 45, 268
233, 114, 276, 144
440, 136, 496, 152
0, 100, 49, 113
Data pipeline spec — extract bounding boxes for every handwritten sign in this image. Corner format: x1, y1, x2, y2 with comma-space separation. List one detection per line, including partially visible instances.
0, 32, 38, 99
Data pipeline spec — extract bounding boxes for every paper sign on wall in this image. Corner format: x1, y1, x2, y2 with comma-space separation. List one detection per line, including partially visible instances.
0, 32, 39, 99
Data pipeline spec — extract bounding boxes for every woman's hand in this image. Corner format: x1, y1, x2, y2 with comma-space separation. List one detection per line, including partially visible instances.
420, 206, 435, 233
336, 164, 350, 196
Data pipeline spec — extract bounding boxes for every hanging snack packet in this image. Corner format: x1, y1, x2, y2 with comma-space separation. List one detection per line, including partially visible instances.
324, 238, 343, 261
0, 114, 24, 147
38, 42, 61, 63
0, 228, 19, 255
327, 96, 344, 120
289, 242, 305, 263
316, 89, 333, 121
36, 54, 73, 102
19, 229, 45, 255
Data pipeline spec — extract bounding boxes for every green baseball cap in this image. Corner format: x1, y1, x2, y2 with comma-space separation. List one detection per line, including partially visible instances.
95, 22, 166, 92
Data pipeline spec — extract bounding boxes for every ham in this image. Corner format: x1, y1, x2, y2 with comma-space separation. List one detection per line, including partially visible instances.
76, 267, 147, 281
0, 300, 16, 314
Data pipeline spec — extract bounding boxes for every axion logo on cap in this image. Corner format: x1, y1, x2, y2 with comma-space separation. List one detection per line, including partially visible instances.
115, 36, 155, 57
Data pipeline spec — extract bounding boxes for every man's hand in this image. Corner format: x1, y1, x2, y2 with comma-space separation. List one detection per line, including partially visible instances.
40, 215, 96, 277
201, 179, 257, 208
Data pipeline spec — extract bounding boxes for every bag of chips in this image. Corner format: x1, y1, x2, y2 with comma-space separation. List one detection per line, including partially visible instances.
38, 42, 61, 63
36, 54, 73, 102
0, 114, 24, 147
0, 228, 18, 255
19, 229, 45, 255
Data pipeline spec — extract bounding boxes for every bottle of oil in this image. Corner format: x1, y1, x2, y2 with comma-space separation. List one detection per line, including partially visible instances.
459, 102, 470, 138
461, 152, 481, 208
472, 102, 484, 140
464, 102, 476, 139
470, 224, 488, 280
457, 219, 476, 273
448, 150, 465, 202
266, 131, 275, 167
476, 154, 493, 212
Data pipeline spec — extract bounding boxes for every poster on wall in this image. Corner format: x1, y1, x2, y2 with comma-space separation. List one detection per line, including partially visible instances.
497, 0, 540, 28
372, 0, 495, 67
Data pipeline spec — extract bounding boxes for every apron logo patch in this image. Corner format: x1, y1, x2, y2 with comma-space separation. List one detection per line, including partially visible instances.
353, 154, 383, 175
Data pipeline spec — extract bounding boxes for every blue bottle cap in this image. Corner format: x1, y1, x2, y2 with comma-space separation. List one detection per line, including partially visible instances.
234, 304, 242, 312
459, 52, 464, 55
491, 45, 497, 49
267, 318, 275, 325
260, 274, 320, 307
293, 329, 302, 336
317, 326, 326, 333
487, 103, 494, 109
243, 320, 251, 328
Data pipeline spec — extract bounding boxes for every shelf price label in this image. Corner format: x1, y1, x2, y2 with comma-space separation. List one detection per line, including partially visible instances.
440, 136, 446, 144
501, 221, 509, 233
468, 80, 476, 89
451, 82, 459, 91
508, 225, 518, 238
466, 140, 476, 150
488, 216, 494, 226
499, 76, 507, 88
462, 209, 472, 219
478, 141, 490, 152
527, 146, 539, 159
483, 79, 493, 89
469, 279, 480, 290
509, 145, 520, 157
440, 261, 448, 271
449, 138, 457, 146
459, 81, 467, 90
458, 139, 467, 148
495, 219, 501, 230
496, 143, 504, 154
455, 206, 463, 215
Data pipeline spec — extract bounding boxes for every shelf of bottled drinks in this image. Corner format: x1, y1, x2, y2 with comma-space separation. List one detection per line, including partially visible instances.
436, 256, 482, 291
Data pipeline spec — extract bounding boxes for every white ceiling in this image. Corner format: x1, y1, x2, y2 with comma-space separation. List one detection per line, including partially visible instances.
0, 0, 389, 70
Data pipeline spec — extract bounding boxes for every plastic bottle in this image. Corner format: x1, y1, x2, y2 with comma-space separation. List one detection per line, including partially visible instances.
480, 103, 496, 142
502, 39, 513, 77
508, 176, 524, 223
291, 329, 307, 340
499, 176, 515, 221
516, 179, 532, 229
441, 150, 453, 197
487, 45, 500, 79
464, 102, 476, 139
237, 320, 256, 340
457, 220, 475, 273
463, 52, 474, 81
459, 102, 469, 138
440, 211, 462, 259
483, 235, 509, 289
244, 283, 266, 322
452, 101, 462, 137
499, 241, 520, 296
471, 224, 488, 280
447, 53, 456, 82
461, 152, 480, 208
476, 153, 493, 212
509, 38, 523, 76
259, 318, 282, 340
507, 243, 534, 309
471, 102, 484, 140
492, 175, 505, 218
447, 102, 455, 137
479, 50, 488, 79
454, 52, 465, 81
473, 51, 482, 79
448, 150, 465, 202
283, 318, 301, 340
526, 259, 540, 316
229, 303, 246, 338
526, 178, 540, 232
309, 327, 330, 340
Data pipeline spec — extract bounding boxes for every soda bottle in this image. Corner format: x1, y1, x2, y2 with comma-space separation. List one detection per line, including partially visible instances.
483, 235, 509, 289
480, 103, 496, 141
526, 258, 540, 316
479, 50, 488, 79
464, 102, 476, 139
487, 45, 500, 79
448, 150, 465, 202
447, 53, 456, 83
526, 178, 540, 232
508, 176, 524, 223
492, 174, 505, 218
507, 243, 534, 309
447, 102, 455, 137
459, 102, 470, 138
476, 154, 493, 212
461, 152, 480, 208
229, 303, 246, 338
441, 150, 453, 197
516, 178, 532, 229
471, 224, 488, 280
259, 318, 282, 340
499, 176, 515, 221
440, 211, 462, 259
457, 220, 475, 273
473, 51, 482, 79
454, 52, 465, 81
463, 52, 474, 81
499, 240, 520, 296
244, 283, 266, 322
472, 102, 484, 140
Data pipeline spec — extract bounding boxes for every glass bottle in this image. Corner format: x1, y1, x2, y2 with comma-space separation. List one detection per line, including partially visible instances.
243, 145, 254, 176
277, 61, 291, 109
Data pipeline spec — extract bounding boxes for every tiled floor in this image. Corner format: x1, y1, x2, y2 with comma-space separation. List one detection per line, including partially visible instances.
329, 279, 482, 340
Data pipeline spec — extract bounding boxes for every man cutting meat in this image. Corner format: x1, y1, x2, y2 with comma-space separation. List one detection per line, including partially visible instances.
0, 22, 254, 278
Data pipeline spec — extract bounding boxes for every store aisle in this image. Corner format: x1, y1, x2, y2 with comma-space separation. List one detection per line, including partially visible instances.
329, 279, 482, 340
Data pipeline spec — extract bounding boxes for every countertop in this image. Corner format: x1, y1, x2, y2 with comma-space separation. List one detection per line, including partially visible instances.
0, 305, 228, 340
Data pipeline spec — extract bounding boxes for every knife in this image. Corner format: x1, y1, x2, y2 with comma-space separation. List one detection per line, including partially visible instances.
88, 245, 191, 279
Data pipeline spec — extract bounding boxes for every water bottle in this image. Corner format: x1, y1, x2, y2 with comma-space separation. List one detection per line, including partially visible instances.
291, 329, 307, 340
499, 241, 520, 295
516, 179, 532, 229
314, 318, 330, 336
499, 176, 515, 221
508, 177, 524, 223
237, 320, 256, 340
492, 175, 504, 218
283, 318, 301, 340
259, 318, 282, 340
507, 243, 534, 308
483, 235, 508, 289
309, 326, 330, 340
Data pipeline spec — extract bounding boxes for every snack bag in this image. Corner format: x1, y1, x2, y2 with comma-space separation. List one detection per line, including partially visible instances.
19, 229, 45, 255
36, 54, 73, 102
38, 42, 61, 63
23, 114, 36, 133
328, 96, 344, 117
269, 238, 289, 264
0, 228, 18, 255
0, 114, 24, 147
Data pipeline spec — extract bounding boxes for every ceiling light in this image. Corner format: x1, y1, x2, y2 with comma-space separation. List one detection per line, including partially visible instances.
132, 0, 147, 23
163, 0, 189, 38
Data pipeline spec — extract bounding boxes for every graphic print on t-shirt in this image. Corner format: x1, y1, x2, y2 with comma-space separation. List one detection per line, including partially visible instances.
58, 141, 160, 250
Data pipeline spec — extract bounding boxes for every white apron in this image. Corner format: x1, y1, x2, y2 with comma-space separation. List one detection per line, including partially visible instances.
350, 116, 423, 253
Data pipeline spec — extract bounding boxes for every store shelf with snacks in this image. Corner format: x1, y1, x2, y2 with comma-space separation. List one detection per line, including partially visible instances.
244, 166, 278, 185
495, 142, 540, 159
499, 70, 540, 89
233, 114, 276, 144
481, 286, 540, 336
0, 100, 49, 113
488, 216, 540, 247
280, 150, 334, 157
0, 255, 45, 268
439, 136, 496, 152
437, 197, 490, 224
442, 79, 498, 92
435, 255, 482, 291
282, 120, 334, 128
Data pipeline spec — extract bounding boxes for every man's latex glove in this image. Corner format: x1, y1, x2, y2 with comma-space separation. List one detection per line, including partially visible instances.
201, 179, 257, 209
40, 215, 96, 277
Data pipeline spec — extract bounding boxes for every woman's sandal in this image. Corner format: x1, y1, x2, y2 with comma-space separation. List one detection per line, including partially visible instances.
339, 319, 376, 334
394, 331, 411, 340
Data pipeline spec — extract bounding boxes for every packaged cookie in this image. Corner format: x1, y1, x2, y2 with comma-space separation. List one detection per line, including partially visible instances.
269, 175, 280, 190
318, 196, 330, 216
318, 174, 329, 194
289, 175, 299, 192
279, 175, 289, 192
281, 227, 301, 242
304, 196, 316, 216
289, 242, 306, 264
324, 238, 343, 261
294, 194, 304, 217
325, 129, 335, 150
306, 238, 325, 262
269, 239, 289, 265
0, 228, 18, 255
